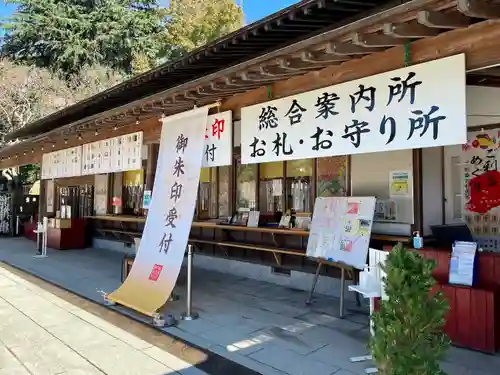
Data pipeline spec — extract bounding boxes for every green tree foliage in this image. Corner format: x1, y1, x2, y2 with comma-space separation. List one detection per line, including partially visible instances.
19, 164, 39, 184
2, 0, 165, 76
369, 243, 450, 375
161, 0, 244, 60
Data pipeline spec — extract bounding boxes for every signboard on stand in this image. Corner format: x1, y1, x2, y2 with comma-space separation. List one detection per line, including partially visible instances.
307, 197, 376, 270
106, 107, 209, 317
240, 54, 466, 164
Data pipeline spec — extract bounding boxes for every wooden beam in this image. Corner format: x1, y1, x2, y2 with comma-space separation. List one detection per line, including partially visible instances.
457, 0, 500, 18
299, 50, 346, 63
255, 66, 302, 78
183, 91, 198, 100
326, 42, 383, 55
280, 51, 348, 70
228, 73, 283, 85
197, 84, 259, 96
383, 21, 440, 38
222, 20, 500, 111
352, 32, 410, 47
417, 10, 471, 29
467, 74, 500, 87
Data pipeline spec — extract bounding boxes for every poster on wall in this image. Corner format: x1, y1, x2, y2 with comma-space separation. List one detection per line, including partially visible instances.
71, 146, 82, 177
94, 174, 109, 215
112, 136, 124, 171
306, 196, 376, 269
41, 146, 81, 179
41, 154, 48, 179
101, 139, 112, 173
142, 190, 152, 209
106, 107, 209, 317
46, 180, 54, 213
461, 129, 500, 243
389, 171, 411, 198
240, 54, 467, 164
203, 111, 233, 167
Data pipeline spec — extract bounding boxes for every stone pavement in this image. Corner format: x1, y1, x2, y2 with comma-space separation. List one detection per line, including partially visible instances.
1, 237, 500, 375
0, 264, 211, 375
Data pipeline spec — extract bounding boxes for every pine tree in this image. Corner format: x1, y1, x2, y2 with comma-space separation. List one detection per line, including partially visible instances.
2, 0, 165, 76
369, 243, 450, 375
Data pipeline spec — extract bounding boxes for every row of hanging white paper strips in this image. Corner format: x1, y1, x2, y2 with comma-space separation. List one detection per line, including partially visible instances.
41, 131, 143, 179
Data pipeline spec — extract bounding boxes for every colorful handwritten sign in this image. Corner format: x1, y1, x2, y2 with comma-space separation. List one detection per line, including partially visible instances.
307, 197, 376, 269
240, 54, 466, 164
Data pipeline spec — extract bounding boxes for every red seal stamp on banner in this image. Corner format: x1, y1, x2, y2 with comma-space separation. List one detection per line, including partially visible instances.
149, 264, 163, 281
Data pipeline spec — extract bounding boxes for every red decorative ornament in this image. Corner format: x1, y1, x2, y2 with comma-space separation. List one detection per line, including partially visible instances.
465, 170, 500, 214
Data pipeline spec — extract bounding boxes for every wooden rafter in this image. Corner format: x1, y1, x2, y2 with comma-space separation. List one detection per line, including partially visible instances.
417, 10, 471, 29
383, 21, 440, 38
279, 51, 347, 70
352, 32, 410, 47
326, 42, 383, 55
457, 0, 500, 18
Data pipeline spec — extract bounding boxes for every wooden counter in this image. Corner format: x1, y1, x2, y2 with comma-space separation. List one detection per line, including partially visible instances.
85, 215, 146, 223
86, 216, 411, 244
23, 218, 87, 250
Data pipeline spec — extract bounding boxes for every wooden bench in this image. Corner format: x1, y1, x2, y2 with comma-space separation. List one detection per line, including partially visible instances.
95, 228, 141, 244
189, 238, 305, 265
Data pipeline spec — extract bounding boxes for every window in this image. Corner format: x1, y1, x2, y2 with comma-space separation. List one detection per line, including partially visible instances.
259, 162, 284, 214
444, 144, 465, 224
122, 170, 144, 215
286, 159, 313, 213
199, 168, 217, 219
235, 159, 257, 211
317, 156, 347, 198
218, 165, 231, 218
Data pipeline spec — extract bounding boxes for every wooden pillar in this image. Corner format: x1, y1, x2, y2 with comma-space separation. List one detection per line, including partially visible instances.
112, 172, 123, 214
37, 179, 46, 253
412, 149, 423, 236
145, 143, 159, 191
143, 144, 159, 216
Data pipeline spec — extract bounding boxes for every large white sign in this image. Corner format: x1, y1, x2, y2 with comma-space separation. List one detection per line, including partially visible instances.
241, 54, 466, 164
107, 107, 209, 316
203, 111, 233, 167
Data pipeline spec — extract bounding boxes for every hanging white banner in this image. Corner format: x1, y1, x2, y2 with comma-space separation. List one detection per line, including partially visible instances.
240, 54, 466, 164
107, 107, 209, 317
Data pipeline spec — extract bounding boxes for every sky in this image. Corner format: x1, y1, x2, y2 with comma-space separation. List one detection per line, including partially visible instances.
0, 1, 300, 25
242, 0, 299, 24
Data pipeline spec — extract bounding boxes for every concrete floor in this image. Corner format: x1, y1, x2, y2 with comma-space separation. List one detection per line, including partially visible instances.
0, 237, 499, 375
0, 264, 207, 375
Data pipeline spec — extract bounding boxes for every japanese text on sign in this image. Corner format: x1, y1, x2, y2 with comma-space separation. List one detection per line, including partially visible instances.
106, 106, 208, 316
203, 111, 233, 168
240, 54, 466, 164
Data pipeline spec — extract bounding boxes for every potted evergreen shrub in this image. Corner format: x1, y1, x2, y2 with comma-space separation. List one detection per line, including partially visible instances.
369, 243, 450, 375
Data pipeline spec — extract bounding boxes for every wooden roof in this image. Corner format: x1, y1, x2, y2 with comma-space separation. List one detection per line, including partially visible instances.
6, 0, 389, 141
3, 0, 500, 165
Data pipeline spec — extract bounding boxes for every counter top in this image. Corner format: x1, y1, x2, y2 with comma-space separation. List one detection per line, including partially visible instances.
86, 215, 411, 243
